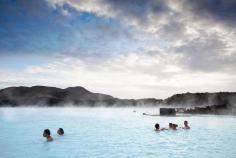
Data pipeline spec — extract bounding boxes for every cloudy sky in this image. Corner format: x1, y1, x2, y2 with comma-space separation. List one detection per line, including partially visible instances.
0, 0, 236, 99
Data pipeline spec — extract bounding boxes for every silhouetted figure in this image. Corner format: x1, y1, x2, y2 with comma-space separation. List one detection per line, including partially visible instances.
155, 123, 160, 131
172, 124, 178, 130
183, 121, 190, 129
57, 128, 64, 135
43, 129, 53, 142
169, 123, 173, 129
155, 123, 167, 131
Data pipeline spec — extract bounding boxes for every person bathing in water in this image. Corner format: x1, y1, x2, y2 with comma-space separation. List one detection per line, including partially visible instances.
43, 129, 53, 142
57, 128, 64, 135
155, 123, 161, 131
155, 123, 168, 131
168, 123, 178, 130
172, 124, 178, 130
182, 121, 190, 129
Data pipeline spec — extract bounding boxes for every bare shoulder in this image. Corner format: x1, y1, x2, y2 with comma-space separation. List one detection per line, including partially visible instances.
47, 137, 53, 142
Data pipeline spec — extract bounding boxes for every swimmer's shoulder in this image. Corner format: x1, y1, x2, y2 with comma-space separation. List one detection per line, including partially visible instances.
47, 136, 53, 142
182, 126, 190, 129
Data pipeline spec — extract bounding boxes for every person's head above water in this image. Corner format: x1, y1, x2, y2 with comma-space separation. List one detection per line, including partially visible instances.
184, 121, 188, 126
169, 123, 173, 128
155, 123, 160, 130
43, 129, 51, 137
172, 124, 178, 130
43, 129, 53, 141
57, 128, 64, 135
184, 120, 190, 129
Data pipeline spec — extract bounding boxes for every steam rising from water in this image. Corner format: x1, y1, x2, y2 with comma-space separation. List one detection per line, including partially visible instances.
0, 107, 160, 122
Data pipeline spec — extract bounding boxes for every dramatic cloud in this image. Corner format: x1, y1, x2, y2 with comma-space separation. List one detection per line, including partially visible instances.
0, 0, 236, 98
185, 0, 236, 26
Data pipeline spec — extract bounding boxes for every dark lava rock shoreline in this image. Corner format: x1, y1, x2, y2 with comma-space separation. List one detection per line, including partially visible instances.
0, 86, 235, 115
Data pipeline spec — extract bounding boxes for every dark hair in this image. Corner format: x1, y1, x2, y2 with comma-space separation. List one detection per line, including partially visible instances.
184, 120, 188, 124
169, 123, 173, 126
57, 128, 64, 135
155, 123, 160, 129
44, 129, 50, 136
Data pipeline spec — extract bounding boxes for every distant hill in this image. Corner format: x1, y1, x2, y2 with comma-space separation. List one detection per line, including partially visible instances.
0, 86, 236, 114
163, 92, 236, 115
163, 92, 236, 107
0, 86, 161, 107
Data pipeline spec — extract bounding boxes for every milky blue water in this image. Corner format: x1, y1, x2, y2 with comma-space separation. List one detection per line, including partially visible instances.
0, 107, 236, 158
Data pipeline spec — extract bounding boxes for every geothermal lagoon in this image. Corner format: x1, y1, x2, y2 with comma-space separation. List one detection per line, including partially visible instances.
1, 107, 236, 158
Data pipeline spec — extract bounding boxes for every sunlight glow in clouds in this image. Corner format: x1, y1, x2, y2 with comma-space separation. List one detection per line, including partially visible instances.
0, 0, 236, 98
